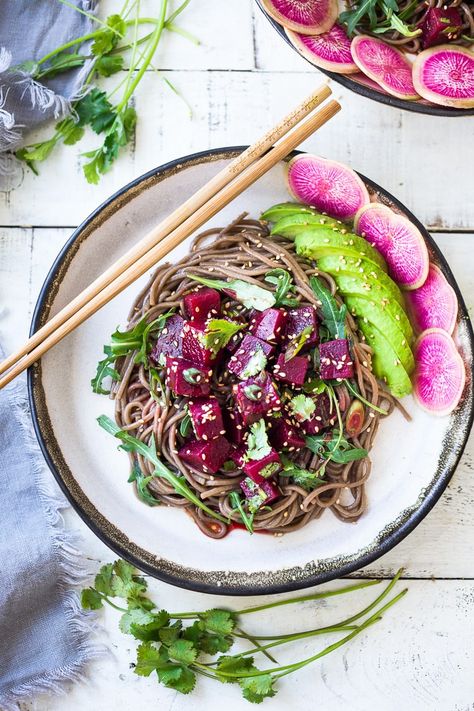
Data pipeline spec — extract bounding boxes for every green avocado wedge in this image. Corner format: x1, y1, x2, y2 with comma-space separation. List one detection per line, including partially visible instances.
260, 202, 336, 224
316, 255, 405, 307
291, 227, 387, 272
270, 212, 342, 233
357, 320, 413, 398
345, 294, 414, 374
332, 274, 413, 341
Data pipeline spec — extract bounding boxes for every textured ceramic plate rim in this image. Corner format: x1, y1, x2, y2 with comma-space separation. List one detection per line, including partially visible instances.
255, 0, 474, 118
28, 147, 474, 595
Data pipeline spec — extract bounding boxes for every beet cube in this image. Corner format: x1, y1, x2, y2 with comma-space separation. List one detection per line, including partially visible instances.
230, 444, 247, 469
319, 339, 354, 380
243, 449, 281, 479
165, 357, 210, 398
250, 308, 287, 343
234, 373, 282, 425
285, 306, 319, 348
188, 398, 225, 441
181, 321, 218, 366
240, 475, 280, 512
273, 352, 309, 386
227, 334, 274, 380
179, 436, 231, 474
223, 408, 247, 445
421, 7, 463, 48
150, 314, 184, 365
183, 287, 220, 326
268, 418, 306, 451
302, 392, 336, 435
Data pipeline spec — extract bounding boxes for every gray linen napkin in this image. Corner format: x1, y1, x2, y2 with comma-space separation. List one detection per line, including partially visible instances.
0, 2, 104, 708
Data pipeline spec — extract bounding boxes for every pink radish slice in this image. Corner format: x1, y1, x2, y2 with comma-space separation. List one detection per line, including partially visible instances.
413, 328, 465, 416
351, 35, 420, 100
285, 25, 359, 74
412, 46, 474, 109
287, 154, 370, 221
355, 203, 429, 290
406, 263, 458, 334
261, 0, 338, 35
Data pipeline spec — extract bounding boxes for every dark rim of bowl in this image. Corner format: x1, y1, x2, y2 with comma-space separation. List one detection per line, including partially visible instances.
256, 1, 474, 118
28, 146, 474, 596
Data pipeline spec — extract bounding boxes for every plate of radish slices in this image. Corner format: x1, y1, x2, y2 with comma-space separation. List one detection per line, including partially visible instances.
29, 148, 473, 594
258, 0, 474, 116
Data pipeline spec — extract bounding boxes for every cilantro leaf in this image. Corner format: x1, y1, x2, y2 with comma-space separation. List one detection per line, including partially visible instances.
160, 665, 196, 694
199, 609, 236, 636
95, 54, 124, 77
168, 639, 198, 665
281, 455, 325, 491
159, 620, 183, 645
37, 51, 85, 79
239, 673, 276, 703
94, 563, 115, 595
241, 347, 267, 379
302, 377, 325, 395
120, 607, 156, 634
305, 431, 368, 463
245, 419, 271, 461
201, 319, 244, 354
288, 394, 316, 422
75, 89, 116, 133
216, 655, 258, 683
264, 268, 299, 307
188, 275, 275, 311
91, 14, 126, 55
129, 610, 171, 641
310, 277, 346, 340
81, 587, 104, 610
134, 642, 163, 676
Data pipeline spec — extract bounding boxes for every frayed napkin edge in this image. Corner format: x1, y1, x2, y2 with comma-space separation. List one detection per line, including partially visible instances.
0, 374, 108, 710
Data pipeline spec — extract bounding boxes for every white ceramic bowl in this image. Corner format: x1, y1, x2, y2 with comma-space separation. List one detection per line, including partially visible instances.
29, 148, 474, 595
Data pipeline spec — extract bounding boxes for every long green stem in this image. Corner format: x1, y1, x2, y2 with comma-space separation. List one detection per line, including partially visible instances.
229, 624, 359, 658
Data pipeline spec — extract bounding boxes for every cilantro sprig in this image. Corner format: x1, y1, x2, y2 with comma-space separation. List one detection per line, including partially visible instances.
15, 1, 197, 183
82, 559, 407, 703
188, 275, 276, 311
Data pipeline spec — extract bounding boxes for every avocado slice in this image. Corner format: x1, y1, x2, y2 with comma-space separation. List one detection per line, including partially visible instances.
332, 274, 413, 341
357, 320, 412, 398
345, 294, 414, 374
260, 202, 324, 223
270, 212, 342, 234
291, 227, 387, 272
316, 254, 405, 307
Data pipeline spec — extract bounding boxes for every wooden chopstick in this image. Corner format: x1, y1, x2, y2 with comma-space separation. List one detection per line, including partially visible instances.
0, 96, 340, 390
0, 84, 331, 381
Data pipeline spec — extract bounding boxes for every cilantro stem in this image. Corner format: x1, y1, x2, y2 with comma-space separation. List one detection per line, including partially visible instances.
98, 593, 128, 612
57, 0, 116, 31
345, 380, 388, 415
232, 624, 359, 658
237, 627, 278, 664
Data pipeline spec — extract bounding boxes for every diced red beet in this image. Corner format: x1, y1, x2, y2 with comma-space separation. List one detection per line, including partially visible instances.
268, 418, 306, 451
223, 408, 247, 445
250, 308, 287, 343
150, 314, 184, 365
420, 7, 463, 48
165, 357, 211, 398
284, 306, 319, 348
302, 392, 336, 435
226, 329, 245, 354
230, 444, 247, 469
181, 322, 218, 367
227, 334, 274, 380
183, 287, 220, 326
243, 449, 281, 479
273, 352, 309, 387
234, 373, 282, 425
188, 398, 225, 441
240, 475, 280, 510
179, 436, 231, 474
319, 339, 354, 380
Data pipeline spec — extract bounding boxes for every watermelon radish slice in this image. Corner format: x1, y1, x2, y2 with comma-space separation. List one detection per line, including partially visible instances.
287, 154, 370, 221
412, 46, 474, 109
354, 203, 429, 290
285, 24, 359, 74
406, 264, 458, 334
351, 35, 420, 101
261, 0, 338, 35
413, 328, 465, 416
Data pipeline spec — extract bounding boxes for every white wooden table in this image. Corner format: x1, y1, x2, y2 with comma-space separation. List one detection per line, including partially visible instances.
1, 2, 474, 708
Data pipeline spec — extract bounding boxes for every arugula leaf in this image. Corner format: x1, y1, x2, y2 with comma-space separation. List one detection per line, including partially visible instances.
199, 609, 236, 636
288, 394, 315, 422
201, 319, 244, 354
240, 673, 276, 703
245, 419, 271, 461
91, 353, 121, 394
229, 491, 255, 535
285, 325, 312, 360
188, 275, 275, 311
264, 268, 299, 307
128, 463, 159, 507
97, 415, 228, 524
305, 432, 368, 463
280, 455, 325, 491
310, 277, 346, 340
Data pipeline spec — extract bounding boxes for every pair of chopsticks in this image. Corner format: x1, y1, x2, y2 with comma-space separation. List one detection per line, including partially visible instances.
0, 85, 340, 390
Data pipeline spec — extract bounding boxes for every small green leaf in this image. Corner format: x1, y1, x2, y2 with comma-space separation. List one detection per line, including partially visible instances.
94, 563, 114, 596
288, 394, 316, 422
161, 665, 196, 694
201, 318, 244, 354
199, 609, 236, 636
243, 384, 263, 401
120, 607, 156, 634
179, 412, 192, 438
310, 277, 346, 340
159, 621, 183, 645
81, 587, 104, 610
285, 325, 312, 360
229, 491, 254, 535
129, 610, 170, 641
281, 455, 325, 491
183, 367, 204, 385
95, 54, 124, 77
134, 642, 163, 677
188, 275, 275, 311
168, 639, 198, 665
245, 419, 271, 462
216, 655, 258, 683
264, 268, 299, 307
239, 673, 277, 703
